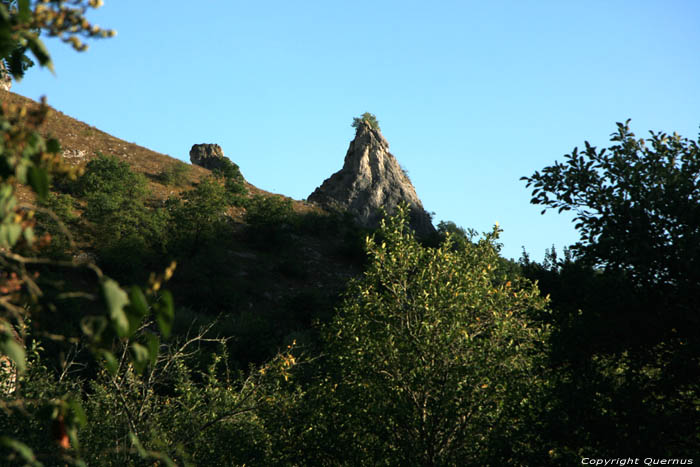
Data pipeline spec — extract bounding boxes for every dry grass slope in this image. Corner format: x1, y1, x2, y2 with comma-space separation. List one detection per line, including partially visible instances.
0, 89, 313, 218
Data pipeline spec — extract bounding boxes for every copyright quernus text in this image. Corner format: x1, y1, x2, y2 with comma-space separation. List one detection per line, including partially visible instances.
582, 459, 694, 466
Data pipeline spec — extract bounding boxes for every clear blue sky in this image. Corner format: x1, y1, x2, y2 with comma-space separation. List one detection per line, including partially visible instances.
13, 1, 700, 261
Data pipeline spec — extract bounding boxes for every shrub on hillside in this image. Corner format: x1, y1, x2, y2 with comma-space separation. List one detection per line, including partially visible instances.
157, 160, 191, 187
244, 195, 294, 248
213, 158, 248, 206
165, 177, 230, 254
74, 153, 149, 200
74, 154, 169, 278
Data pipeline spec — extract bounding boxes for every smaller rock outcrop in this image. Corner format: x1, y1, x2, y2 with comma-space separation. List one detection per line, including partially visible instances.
190, 143, 228, 171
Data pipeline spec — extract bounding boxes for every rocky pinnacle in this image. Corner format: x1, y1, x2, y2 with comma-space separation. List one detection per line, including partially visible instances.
308, 121, 435, 237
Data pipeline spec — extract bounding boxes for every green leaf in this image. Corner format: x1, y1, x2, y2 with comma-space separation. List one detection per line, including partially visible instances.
23, 32, 53, 71
129, 432, 147, 457
0, 224, 22, 248
98, 350, 118, 376
128, 432, 176, 467
22, 226, 35, 244
17, 0, 30, 22
67, 397, 87, 428
0, 333, 26, 373
145, 332, 160, 366
130, 342, 150, 374
80, 316, 108, 341
155, 291, 174, 338
102, 278, 130, 337
27, 165, 49, 201
0, 437, 39, 467
124, 287, 149, 334
128, 286, 148, 318
7, 47, 28, 81
0, 5, 10, 22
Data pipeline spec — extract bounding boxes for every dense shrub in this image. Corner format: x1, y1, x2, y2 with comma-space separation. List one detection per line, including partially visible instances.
4, 328, 298, 466
74, 154, 149, 200
244, 194, 295, 248
165, 176, 229, 255
352, 112, 380, 131
156, 160, 191, 187
213, 158, 248, 206
73, 154, 169, 279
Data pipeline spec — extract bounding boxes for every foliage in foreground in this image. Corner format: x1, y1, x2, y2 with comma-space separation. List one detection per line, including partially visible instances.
4, 324, 298, 466
0, 3, 178, 464
264, 206, 552, 465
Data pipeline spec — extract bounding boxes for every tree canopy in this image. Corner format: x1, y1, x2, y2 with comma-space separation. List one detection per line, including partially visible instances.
269, 205, 551, 465
522, 120, 700, 294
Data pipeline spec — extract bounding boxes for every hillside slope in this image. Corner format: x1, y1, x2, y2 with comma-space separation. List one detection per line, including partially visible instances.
1, 89, 302, 209
1, 89, 366, 366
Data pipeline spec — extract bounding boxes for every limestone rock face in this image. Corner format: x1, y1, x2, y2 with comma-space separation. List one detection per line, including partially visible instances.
189, 143, 227, 171
308, 122, 435, 237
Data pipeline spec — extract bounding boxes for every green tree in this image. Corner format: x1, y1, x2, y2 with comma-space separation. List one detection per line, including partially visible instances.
243, 194, 294, 248
352, 112, 380, 131
156, 160, 191, 187
73, 154, 169, 278
77, 154, 151, 235
211, 157, 247, 205
521, 121, 700, 458
436, 220, 471, 251
165, 176, 229, 254
272, 206, 550, 465
521, 120, 700, 295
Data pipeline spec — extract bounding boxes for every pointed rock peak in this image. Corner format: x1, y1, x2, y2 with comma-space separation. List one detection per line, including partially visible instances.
308, 114, 435, 237
351, 117, 389, 152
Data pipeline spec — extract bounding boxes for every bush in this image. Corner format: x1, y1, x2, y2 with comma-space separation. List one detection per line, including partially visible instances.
212, 158, 247, 206
7, 327, 298, 466
74, 153, 149, 200
244, 195, 294, 248
157, 161, 191, 187
165, 176, 229, 255
352, 112, 380, 131
77, 154, 152, 240
74, 154, 169, 279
